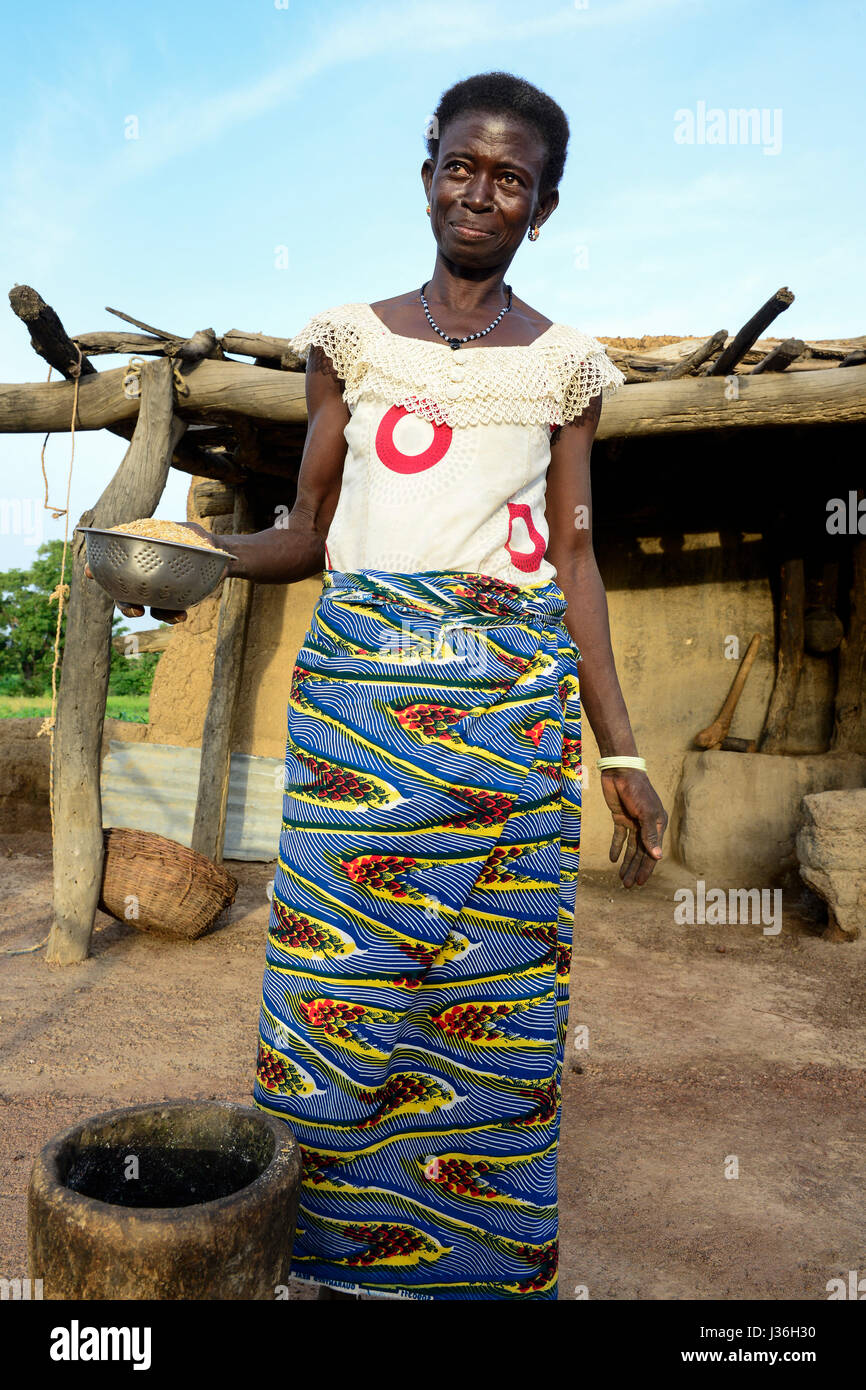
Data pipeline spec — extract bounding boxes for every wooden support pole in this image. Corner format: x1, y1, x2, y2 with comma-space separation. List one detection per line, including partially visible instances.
830, 531, 866, 753
758, 554, 805, 754
190, 484, 255, 864
0, 359, 308, 433
47, 357, 184, 964
4, 358, 866, 441
193, 481, 236, 517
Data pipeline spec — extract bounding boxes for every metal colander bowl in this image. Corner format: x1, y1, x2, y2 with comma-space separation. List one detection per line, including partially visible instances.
77, 527, 234, 610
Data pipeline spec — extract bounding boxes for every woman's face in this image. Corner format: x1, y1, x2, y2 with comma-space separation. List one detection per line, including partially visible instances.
422, 110, 556, 269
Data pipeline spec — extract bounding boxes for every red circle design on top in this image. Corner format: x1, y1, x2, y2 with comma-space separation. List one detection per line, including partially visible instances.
375, 405, 453, 474
505, 501, 546, 572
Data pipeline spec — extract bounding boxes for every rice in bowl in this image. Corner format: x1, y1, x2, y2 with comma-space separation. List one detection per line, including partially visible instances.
108, 519, 220, 550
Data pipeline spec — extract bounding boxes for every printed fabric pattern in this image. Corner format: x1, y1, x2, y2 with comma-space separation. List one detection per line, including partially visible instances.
254, 568, 582, 1300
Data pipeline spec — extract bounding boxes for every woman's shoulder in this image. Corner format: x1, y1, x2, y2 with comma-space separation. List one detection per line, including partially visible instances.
538, 321, 626, 422
287, 303, 375, 383
500, 292, 612, 358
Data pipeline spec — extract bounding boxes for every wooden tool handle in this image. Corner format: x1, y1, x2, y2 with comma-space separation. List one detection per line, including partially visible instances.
695, 633, 763, 749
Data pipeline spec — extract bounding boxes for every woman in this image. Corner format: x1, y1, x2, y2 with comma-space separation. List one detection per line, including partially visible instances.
113, 71, 667, 1300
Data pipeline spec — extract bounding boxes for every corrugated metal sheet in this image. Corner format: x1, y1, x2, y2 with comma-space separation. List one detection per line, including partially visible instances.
100, 741, 284, 861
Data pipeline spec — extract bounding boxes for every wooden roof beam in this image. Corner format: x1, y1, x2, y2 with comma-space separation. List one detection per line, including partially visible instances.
708, 287, 795, 376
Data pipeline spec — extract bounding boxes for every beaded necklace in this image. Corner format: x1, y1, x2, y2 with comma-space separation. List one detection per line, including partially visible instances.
419, 281, 513, 350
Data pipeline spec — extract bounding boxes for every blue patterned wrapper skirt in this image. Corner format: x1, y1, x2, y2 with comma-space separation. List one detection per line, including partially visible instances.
253, 568, 582, 1299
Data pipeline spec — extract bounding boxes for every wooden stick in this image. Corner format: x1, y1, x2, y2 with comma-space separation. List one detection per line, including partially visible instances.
759, 556, 805, 754
9, 284, 97, 379
66, 327, 302, 369
830, 529, 866, 752
74, 328, 225, 362
805, 336, 866, 359
749, 338, 806, 374
105, 305, 179, 339
73, 331, 179, 356
694, 633, 763, 748
221, 330, 304, 369
664, 329, 728, 379
176, 328, 220, 362
193, 481, 236, 517
102, 311, 224, 363
720, 736, 758, 752
47, 357, 184, 964
708, 288, 795, 376
191, 481, 255, 863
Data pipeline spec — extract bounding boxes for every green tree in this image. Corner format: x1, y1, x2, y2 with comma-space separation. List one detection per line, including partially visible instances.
0, 540, 164, 697
109, 639, 162, 694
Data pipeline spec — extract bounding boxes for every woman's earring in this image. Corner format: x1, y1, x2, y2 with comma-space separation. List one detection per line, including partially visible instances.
528, 223, 540, 242
426, 204, 431, 215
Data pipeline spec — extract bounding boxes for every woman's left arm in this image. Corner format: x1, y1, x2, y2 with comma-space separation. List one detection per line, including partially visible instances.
545, 395, 668, 887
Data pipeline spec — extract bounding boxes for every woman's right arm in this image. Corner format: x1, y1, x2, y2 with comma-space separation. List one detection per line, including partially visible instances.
92, 347, 348, 620
216, 343, 349, 583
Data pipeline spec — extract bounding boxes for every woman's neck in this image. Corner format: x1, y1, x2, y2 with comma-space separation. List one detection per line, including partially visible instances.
423, 257, 512, 315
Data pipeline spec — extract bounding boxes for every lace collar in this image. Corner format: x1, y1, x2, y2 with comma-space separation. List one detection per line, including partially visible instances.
288, 301, 626, 428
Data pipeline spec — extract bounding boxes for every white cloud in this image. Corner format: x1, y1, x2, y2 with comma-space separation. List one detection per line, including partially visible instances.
1, 0, 693, 273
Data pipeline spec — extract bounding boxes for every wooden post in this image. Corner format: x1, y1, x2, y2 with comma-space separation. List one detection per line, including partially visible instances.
190, 485, 255, 864
759, 554, 805, 754
193, 480, 236, 517
830, 531, 866, 752
47, 357, 184, 964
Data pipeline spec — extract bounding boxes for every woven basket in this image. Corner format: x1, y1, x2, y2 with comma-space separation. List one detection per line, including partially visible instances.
98, 828, 238, 940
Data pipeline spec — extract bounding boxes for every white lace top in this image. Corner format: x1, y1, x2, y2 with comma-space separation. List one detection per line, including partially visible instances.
288, 301, 626, 585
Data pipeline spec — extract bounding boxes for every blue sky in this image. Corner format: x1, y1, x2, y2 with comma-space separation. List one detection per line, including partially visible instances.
1, 0, 863, 580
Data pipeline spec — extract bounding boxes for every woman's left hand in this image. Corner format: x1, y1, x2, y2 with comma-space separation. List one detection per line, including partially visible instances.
600, 769, 668, 887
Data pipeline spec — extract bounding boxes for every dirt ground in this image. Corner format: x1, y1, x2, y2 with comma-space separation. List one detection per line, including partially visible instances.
2, 829, 864, 1302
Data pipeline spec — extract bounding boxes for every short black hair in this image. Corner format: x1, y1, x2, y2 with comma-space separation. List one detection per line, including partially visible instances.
426, 71, 569, 198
